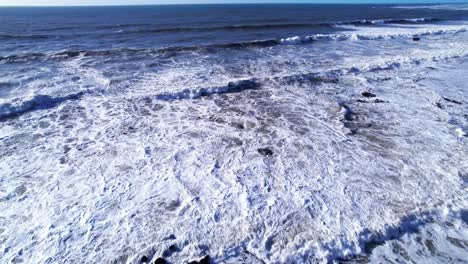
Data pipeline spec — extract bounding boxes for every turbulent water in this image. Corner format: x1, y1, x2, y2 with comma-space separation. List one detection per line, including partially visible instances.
1, 3, 468, 264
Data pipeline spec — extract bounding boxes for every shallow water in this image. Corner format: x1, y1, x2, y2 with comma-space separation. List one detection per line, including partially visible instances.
0, 3, 467, 264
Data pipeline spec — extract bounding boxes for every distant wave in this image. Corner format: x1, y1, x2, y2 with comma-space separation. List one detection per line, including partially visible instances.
0, 34, 50, 40
0, 40, 279, 63
0, 17, 441, 41
338, 17, 441, 25
123, 23, 324, 34
114, 17, 440, 34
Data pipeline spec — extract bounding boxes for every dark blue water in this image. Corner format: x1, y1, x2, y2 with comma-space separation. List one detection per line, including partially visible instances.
1, 4, 468, 57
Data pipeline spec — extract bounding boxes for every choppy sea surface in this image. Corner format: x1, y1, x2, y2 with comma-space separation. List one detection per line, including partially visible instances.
1, 3, 468, 264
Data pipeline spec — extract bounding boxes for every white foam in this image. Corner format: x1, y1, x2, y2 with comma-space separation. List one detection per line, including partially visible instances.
280, 23, 468, 44
393, 4, 468, 11
456, 128, 466, 138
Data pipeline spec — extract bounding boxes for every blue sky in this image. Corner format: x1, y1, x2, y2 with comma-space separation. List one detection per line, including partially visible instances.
0, 0, 466, 6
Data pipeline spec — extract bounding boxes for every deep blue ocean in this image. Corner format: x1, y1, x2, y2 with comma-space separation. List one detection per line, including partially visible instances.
1, 4, 468, 264
1, 4, 468, 56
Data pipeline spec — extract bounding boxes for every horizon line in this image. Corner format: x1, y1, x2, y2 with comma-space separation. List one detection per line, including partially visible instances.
0, 2, 467, 7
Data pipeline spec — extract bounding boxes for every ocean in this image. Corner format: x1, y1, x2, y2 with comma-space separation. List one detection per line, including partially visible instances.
0, 3, 467, 264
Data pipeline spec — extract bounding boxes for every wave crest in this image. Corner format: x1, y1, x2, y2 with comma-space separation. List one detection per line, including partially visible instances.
0, 92, 85, 121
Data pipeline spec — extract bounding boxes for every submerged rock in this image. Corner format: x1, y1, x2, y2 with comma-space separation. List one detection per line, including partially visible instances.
258, 148, 274, 157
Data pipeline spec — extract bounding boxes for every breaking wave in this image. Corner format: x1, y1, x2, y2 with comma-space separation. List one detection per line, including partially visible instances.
0, 92, 86, 121
154, 46, 468, 102
338, 17, 441, 25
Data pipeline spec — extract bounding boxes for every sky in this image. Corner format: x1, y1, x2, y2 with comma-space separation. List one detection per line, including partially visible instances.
0, 0, 466, 6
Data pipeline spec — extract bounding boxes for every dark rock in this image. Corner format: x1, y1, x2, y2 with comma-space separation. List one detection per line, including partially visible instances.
164, 234, 176, 240
362, 91, 376, 98
436, 102, 443, 109
154, 258, 166, 264
141, 256, 149, 263
169, 244, 179, 252
443, 97, 462, 105
257, 148, 274, 157
413, 37, 421, 41
187, 262, 199, 264
199, 255, 210, 264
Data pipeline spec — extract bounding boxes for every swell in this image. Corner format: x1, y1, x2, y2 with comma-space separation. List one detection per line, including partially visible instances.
120, 17, 441, 34
123, 23, 327, 34
0, 40, 279, 63
0, 17, 442, 41
2, 24, 465, 65
0, 34, 50, 40
113, 18, 440, 35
